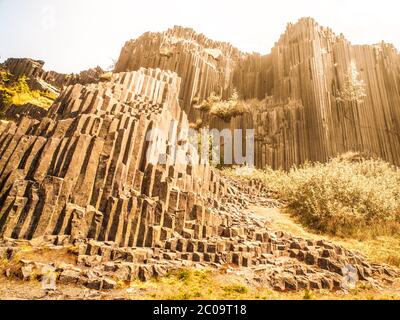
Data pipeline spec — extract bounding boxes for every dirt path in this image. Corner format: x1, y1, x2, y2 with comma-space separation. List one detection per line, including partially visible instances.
248, 205, 400, 269
248, 205, 400, 297
249, 206, 324, 238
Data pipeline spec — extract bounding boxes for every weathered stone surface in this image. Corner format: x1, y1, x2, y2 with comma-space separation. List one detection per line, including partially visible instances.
86, 279, 103, 290
102, 278, 117, 290
4, 58, 104, 89
59, 269, 81, 285
115, 19, 400, 170
0, 20, 399, 294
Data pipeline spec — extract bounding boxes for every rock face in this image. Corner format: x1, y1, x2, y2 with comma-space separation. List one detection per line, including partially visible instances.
0, 67, 225, 245
0, 18, 399, 291
4, 58, 104, 89
115, 18, 400, 169
115, 26, 270, 114
1, 103, 48, 121
0, 66, 397, 291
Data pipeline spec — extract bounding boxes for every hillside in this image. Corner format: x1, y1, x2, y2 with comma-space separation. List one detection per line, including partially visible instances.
0, 18, 399, 300
115, 18, 400, 170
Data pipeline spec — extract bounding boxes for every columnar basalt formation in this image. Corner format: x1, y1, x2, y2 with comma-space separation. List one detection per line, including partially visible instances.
3, 58, 46, 80
0, 18, 399, 292
0, 67, 223, 245
115, 26, 271, 116
0, 66, 397, 291
208, 99, 308, 170
115, 18, 400, 169
4, 58, 105, 89
268, 18, 400, 167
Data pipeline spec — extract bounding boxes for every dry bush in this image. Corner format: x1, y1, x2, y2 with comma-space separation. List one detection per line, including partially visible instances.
208, 90, 245, 121
194, 92, 222, 112
189, 118, 203, 130
224, 153, 400, 238
195, 90, 263, 121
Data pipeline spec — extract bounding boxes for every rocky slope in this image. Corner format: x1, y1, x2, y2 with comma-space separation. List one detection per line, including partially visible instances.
0, 18, 399, 295
0, 67, 397, 293
116, 18, 400, 169
4, 58, 105, 90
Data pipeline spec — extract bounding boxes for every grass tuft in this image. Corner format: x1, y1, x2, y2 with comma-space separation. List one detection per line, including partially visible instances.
222, 284, 249, 294
303, 290, 316, 300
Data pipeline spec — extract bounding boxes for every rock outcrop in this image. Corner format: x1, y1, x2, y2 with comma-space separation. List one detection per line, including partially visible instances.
0, 18, 399, 292
4, 58, 105, 90
0, 67, 218, 244
115, 18, 400, 169
115, 26, 270, 114
1, 103, 48, 122
0, 66, 397, 291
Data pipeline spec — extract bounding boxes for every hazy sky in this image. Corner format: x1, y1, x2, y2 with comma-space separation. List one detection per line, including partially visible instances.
1, 0, 399, 73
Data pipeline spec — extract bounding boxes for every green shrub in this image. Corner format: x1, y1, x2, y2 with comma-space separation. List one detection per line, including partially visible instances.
303, 290, 316, 300
175, 269, 192, 282
0, 70, 11, 83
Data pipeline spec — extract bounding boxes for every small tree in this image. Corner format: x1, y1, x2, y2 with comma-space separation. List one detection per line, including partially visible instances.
337, 61, 367, 104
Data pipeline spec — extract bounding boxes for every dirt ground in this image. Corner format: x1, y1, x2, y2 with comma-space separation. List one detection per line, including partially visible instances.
1, 206, 399, 300
1, 273, 400, 300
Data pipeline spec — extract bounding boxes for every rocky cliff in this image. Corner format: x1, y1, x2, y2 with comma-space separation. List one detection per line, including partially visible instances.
116, 18, 400, 169
0, 68, 223, 244
0, 67, 396, 290
0, 18, 399, 292
115, 26, 271, 113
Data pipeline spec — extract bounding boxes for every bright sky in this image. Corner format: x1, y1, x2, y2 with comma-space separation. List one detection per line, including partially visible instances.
1, 0, 399, 73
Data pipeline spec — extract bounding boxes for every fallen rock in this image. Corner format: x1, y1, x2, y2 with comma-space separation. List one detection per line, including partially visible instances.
59, 270, 81, 285
102, 278, 117, 290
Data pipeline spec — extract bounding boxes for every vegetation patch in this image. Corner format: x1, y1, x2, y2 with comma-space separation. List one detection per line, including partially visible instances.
0, 69, 57, 115
336, 60, 367, 104
224, 152, 400, 239
121, 268, 400, 300
195, 90, 263, 121
222, 284, 249, 295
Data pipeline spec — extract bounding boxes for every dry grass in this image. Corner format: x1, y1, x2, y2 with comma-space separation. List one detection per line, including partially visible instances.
127, 268, 254, 300
0, 262, 399, 300
0, 245, 78, 277
224, 152, 400, 239
14, 247, 78, 265
121, 268, 400, 300
194, 90, 264, 121
224, 153, 400, 268
251, 206, 400, 268
0, 271, 399, 300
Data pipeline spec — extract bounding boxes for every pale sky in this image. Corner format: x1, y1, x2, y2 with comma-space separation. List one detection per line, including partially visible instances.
1, 0, 399, 73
